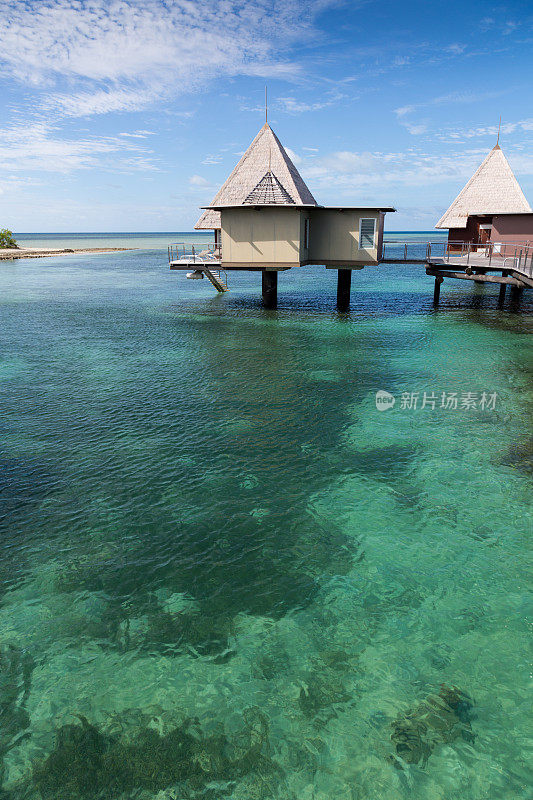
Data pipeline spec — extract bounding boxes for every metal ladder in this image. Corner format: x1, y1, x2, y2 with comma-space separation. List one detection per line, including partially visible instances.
203, 267, 228, 292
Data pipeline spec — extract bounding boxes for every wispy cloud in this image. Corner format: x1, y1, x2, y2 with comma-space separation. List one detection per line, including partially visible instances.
393, 89, 512, 137
394, 89, 506, 120
276, 89, 347, 114
189, 175, 209, 186
118, 131, 156, 139
284, 147, 302, 165
0, 175, 37, 196
0, 0, 335, 119
300, 146, 533, 196
42, 88, 157, 119
0, 123, 157, 174
402, 122, 428, 136
201, 154, 223, 166
440, 118, 533, 142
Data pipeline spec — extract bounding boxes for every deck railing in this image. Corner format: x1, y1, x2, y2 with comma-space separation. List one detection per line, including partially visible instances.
382, 239, 533, 279
168, 242, 221, 263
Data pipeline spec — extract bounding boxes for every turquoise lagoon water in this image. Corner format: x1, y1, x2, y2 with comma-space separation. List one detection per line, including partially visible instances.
0, 234, 531, 799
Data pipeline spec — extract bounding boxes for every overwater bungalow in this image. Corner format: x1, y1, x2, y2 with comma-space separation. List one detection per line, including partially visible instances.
435, 143, 533, 250
420, 142, 533, 303
170, 122, 394, 307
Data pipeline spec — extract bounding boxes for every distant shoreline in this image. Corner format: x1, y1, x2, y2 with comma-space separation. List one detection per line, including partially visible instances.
0, 247, 136, 261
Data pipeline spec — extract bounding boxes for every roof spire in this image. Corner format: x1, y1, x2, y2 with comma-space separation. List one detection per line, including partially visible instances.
265, 85, 268, 126
496, 115, 501, 147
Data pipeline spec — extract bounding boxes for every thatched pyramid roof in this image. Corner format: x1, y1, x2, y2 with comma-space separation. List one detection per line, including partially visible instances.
436, 144, 531, 229
195, 123, 316, 230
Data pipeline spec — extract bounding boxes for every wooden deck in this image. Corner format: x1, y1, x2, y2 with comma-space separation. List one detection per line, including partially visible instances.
381, 242, 532, 305
427, 254, 533, 288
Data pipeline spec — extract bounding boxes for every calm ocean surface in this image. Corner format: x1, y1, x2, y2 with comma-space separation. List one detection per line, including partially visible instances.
1, 232, 531, 799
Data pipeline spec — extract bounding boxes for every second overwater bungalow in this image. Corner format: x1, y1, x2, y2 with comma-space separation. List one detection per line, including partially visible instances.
435, 142, 533, 252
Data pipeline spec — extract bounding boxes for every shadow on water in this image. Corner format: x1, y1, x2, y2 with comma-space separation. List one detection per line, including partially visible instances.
179, 284, 532, 321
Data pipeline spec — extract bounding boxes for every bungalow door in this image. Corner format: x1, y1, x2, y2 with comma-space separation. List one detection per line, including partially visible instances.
479, 224, 492, 244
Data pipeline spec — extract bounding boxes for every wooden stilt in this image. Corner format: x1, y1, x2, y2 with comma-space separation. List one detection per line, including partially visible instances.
433, 276, 443, 305
337, 269, 351, 310
262, 270, 277, 308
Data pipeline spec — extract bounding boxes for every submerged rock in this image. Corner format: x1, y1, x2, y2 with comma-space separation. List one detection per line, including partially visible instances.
388, 684, 474, 768
31, 706, 281, 800
298, 668, 352, 726
497, 437, 533, 474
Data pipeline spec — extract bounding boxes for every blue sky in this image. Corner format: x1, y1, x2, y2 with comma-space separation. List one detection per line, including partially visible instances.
0, 0, 531, 231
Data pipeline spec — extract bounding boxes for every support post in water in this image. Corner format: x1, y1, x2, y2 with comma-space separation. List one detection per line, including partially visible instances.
337, 269, 351, 311
262, 270, 278, 308
433, 275, 443, 305
498, 271, 507, 305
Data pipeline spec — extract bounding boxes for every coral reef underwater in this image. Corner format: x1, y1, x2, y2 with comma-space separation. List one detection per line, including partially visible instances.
389, 685, 475, 768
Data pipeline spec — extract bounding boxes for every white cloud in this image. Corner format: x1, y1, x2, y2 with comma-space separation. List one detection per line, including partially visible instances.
502, 21, 518, 35
442, 118, 533, 141
0, 0, 335, 118
395, 105, 415, 117
0, 175, 37, 196
201, 154, 223, 165
277, 96, 332, 114
402, 122, 428, 136
118, 131, 156, 139
394, 90, 506, 121
43, 88, 157, 118
446, 43, 466, 55
276, 89, 347, 115
301, 145, 533, 196
189, 175, 209, 186
0, 123, 156, 174
0, 1, 340, 178
284, 147, 302, 165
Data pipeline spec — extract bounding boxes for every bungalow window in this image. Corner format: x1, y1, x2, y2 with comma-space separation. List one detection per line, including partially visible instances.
359, 218, 376, 249
304, 217, 310, 249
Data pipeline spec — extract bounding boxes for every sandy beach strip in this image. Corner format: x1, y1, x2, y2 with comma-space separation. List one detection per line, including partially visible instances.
0, 247, 136, 261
